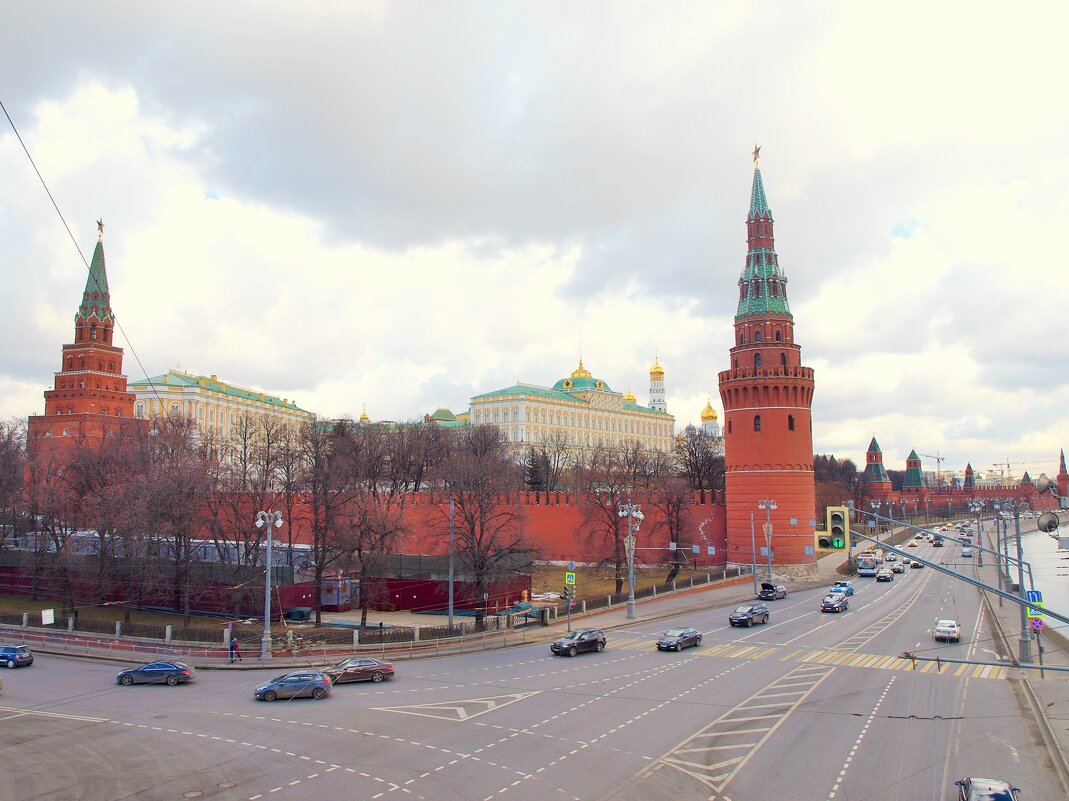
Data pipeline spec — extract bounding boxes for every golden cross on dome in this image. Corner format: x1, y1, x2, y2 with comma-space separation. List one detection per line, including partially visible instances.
752, 145, 761, 168
96, 218, 105, 241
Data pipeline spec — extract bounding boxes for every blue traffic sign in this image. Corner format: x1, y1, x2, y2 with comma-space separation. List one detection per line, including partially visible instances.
1025, 589, 1044, 619
1031, 617, 1044, 631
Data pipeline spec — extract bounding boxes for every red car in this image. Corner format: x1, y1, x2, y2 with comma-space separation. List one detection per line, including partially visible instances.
322, 657, 394, 684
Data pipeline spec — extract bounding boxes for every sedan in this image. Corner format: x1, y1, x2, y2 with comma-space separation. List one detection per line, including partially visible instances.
961, 548, 973, 558
954, 777, 1020, 800
885, 553, 897, 562
876, 568, 894, 582
907, 540, 918, 548
820, 593, 849, 613
255, 671, 332, 701
911, 560, 924, 568
934, 619, 962, 642
891, 562, 906, 574
322, 657, 394, 684
757, 582, 787, 600
657, 628, 702, 651
117, 661, 196, 686
729, 603, 770, 627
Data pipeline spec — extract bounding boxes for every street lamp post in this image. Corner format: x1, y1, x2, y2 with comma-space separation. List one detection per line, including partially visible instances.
255, 510, 284, 660
996, 498, 1032, 663
869, 500, 882, 547
968, 499, 985, 566
757, 499, 776, 580
617, 499, 645, 620
749, 511, 758, 594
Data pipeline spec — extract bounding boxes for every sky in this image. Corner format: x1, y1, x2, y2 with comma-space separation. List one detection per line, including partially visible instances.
2, 1, 1067, 481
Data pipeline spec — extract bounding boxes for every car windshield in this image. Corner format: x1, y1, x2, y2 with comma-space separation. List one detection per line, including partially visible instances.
936, 620, 957, 628
561, 631, 582, 641
734, 607, 752, 614
664, 629, 686, 637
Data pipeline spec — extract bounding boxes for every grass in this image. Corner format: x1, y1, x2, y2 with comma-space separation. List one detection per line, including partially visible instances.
0, 594, 231, 628
529, 562, 721, 598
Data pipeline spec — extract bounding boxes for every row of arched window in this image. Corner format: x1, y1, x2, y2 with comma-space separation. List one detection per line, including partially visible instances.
725, 414, 802, 434
65, 355, 117, 372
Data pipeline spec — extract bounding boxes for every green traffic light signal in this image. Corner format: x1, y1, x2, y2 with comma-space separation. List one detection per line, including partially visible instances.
831, 536, 845, 549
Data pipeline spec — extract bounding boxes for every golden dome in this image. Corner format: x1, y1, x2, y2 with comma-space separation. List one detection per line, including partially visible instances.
700, 399, 718, 421
571, 358, 592, 379
623, 389, 637, 403
359, 403, 369, 422
649, 355, 664, 378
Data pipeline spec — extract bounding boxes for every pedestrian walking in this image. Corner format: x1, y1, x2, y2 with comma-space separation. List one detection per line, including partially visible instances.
233, 638, 242, 662
229, 636, 240, 663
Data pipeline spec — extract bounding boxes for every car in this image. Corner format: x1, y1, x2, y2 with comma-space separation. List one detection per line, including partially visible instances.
117, 661, 195, 686
531, 592, 560, 601
831, 580, 855, 596
255, 671, 332, 701
729, 603, 770, 627
657, 627, 702, 651
891, 562, 906, 574
914, 532, 926, 539
954, 777, 1020, 800
0, 645, 34, 668
885, 552, 897, 562
961, 548, 973, 558
322, 657, 394, 684
876, 568, 894, 582
551, 628, 606, 656
907, 540, 918, 547
757, 582, 787, 600
934, 619, 962, 642
911, 560, 924, 568
821, 593, 849, 613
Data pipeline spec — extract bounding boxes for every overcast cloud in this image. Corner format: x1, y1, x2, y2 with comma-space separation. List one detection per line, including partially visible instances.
2, 1, 1067, 479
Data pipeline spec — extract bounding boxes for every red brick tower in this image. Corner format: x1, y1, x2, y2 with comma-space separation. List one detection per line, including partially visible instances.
28, 222, 140, 450
718, 149, 817, 578
1057, 449, 1068, 505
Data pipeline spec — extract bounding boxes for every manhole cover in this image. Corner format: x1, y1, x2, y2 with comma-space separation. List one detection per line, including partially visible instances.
182, 792, 203, 799
217, 783, 236, 789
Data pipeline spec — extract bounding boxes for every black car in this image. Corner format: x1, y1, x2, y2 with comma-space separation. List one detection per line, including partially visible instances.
0, 645, 34, 668
820, 593, 849, 613
657, 628, 702, 651
757, 582, 787, 601
550, 628, 606, 656
255, 671, 332, 701
729, 603, 770, 627
117, 661, 196, 686
954, 777, 1020, 800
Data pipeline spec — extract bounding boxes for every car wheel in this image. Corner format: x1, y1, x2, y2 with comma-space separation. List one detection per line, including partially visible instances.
6, 660, 15, 669
746, 619, 753, 627
763, 615, 769, 624
312, 687, 326, 699
675, 643, 681, 652
695, 636, 702, 646
370, 671, 384, 682
165, 675, 179, 686
596, 641, 605, 652
568, 646, 578, 657
264, 690, 277, 702
120, 674, 133, 686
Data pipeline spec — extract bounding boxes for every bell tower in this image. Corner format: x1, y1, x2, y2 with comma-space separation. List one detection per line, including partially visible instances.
718, 149, 817, 578
28, 221, 139, 449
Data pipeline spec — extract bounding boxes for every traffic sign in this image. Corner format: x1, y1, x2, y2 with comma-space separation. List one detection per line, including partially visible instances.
1025, 589, 1044, 619
1031, 617, 1045, 631
564, 572, 576, 585
567, 561, 575, 572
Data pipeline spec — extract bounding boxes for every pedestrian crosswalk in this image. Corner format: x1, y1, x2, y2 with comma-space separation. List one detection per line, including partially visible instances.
607, 636, 1010, 679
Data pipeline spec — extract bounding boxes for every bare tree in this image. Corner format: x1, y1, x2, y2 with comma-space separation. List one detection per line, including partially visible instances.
434, 426, 527, 629
574, 444, 631, 595
673, 429, 725, 491
0, 419, 26, 551
647, 476, 695, 583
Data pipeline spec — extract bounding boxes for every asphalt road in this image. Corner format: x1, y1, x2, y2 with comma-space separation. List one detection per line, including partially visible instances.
0, 539, 1059, 801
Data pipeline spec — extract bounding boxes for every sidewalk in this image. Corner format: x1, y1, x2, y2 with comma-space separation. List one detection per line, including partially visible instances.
976, 525, 1069, 795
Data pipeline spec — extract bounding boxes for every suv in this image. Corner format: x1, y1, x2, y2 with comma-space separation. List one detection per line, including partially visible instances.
551, 629, 606, 656
729, 603, 770, 627
0, 645, 34, 668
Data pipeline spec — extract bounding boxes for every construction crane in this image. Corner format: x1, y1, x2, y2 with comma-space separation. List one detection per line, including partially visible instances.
920, 451, 946, 486
991, 458, 1056, 484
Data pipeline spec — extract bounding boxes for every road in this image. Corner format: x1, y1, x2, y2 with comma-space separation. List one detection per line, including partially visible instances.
0, 539, 1059, 801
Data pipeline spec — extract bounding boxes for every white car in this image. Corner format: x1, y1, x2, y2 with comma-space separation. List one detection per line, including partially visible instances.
885, 553, 897, 562
933, 619, 961, 642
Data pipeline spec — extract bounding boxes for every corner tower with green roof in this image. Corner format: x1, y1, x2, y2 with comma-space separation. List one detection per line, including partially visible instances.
901, 449, 925, 492
719, 148, 817, 578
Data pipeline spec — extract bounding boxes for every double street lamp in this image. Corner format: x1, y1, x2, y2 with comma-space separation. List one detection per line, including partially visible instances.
869, 499, 882, 546
967, 498, 985, 567
757, 498, 776, 580
992, 498, 1031, 663
617, 499, 645, 620
255, 510, 284, 660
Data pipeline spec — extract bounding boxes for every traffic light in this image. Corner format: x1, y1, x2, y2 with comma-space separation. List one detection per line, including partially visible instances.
562, 585, 574, 601
816, 506, 850, 551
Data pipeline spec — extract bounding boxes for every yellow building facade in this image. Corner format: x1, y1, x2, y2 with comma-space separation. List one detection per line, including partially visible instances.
469, 359, 675, 453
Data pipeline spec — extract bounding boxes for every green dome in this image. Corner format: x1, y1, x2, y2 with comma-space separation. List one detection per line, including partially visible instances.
552, 375, 614, 392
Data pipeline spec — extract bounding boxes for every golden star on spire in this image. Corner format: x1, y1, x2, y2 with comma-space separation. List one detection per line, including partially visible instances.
96, 218, 105, 241
752, 145, 761, 168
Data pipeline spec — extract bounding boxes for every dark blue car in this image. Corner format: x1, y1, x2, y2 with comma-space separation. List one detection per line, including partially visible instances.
656, 628, 702, 651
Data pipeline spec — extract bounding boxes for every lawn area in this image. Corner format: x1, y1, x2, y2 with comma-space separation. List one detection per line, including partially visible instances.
0, 594, 231, 628
530, 562, 719, 598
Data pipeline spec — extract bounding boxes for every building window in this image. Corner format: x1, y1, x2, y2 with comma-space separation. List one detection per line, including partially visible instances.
788, 415, 795, 431
753, 415, 761, 432
754, 331, 762, 343
754, 353, 762, 370
727, 420, 732, 434
780, 352, 787, 367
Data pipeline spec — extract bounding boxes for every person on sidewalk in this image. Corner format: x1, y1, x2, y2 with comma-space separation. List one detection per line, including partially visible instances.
229, 637, 241, 663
